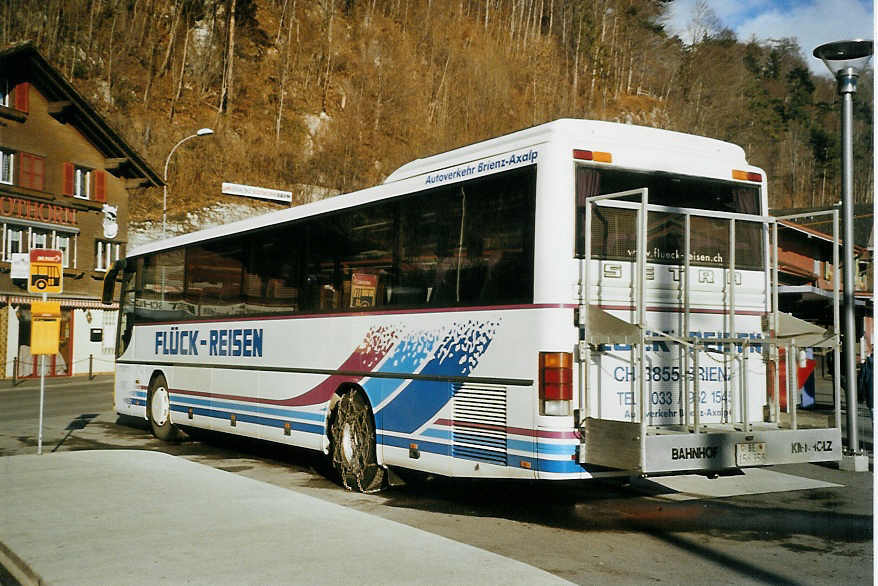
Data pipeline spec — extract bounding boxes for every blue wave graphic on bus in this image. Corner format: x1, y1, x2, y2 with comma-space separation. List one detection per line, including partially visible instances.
361, 329, 437, 409
380, 330, 438, 374
376, 319, 499, 434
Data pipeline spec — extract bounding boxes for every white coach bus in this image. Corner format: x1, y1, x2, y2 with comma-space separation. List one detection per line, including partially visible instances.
103, 119, 841, 491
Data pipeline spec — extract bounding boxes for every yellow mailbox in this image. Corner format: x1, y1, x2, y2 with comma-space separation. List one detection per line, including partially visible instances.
31, 301, 61, 355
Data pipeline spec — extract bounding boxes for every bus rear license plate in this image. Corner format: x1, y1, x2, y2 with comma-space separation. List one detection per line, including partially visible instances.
736, 442, 767, 466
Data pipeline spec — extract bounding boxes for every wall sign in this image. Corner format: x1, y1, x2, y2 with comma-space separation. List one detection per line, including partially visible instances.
10, 253, 28, 279
0, 195, 77, 226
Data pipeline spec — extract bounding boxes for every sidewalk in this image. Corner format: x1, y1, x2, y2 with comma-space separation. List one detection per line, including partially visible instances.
0, 450, 569, 585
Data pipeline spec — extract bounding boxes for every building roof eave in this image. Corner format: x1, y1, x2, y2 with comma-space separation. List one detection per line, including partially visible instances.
0, 42, 164, 188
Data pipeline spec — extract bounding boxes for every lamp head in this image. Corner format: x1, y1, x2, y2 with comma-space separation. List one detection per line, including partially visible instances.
813, 40, 873, 77
196, 128, 215, 136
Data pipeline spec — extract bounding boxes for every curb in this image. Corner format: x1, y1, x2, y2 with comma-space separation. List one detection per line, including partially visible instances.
0, 539, 45, 586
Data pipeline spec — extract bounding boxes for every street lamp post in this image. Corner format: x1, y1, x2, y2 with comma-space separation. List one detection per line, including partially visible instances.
813, 40, 873, 466
162, 128, 215, 238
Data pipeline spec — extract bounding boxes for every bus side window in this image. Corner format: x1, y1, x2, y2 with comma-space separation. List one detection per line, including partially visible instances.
266, 277, 298, 311
336, 202, 394, 311
185, 242, 244, 316
300, 265, 338, 312
243, 229, 301, 315
395, 167, 535, 307
346, 272, 379, 308
396, 185, 458, 306
320, 282, 338, 310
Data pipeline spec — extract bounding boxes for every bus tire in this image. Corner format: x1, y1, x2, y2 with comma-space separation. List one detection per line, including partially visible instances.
147, 374, 183, 442
329, 390, 385, 493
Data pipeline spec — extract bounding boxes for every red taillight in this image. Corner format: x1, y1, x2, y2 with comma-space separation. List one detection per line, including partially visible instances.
732, 169, 762, 183
539, 352, 573, 401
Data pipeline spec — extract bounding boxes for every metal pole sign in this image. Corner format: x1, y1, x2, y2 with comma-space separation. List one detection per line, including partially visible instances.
32, 299, 61, 455
27, 250, 63, 454
28, 249, 63, 294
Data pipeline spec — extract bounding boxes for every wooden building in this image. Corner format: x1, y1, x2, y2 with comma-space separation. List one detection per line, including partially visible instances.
776, 214, 873, 405
776, 216, 872, 336
0, 42, 162, 378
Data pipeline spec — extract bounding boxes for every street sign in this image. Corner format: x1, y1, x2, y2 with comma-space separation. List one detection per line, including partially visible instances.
28, 249, 63, 294
222, 182, 293, 204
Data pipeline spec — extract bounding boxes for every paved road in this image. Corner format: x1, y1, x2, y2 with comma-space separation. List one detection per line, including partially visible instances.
0, 375, 113, 456
0, 376, 873, 584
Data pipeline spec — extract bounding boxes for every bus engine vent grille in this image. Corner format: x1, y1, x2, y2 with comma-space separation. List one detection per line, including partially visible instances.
452, 383, 507, 466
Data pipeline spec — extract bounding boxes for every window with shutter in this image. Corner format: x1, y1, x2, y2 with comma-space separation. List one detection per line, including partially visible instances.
55, 234, 71, 267
5, 226, 24, 259
0, 150, 13, 184
13, 82, 28, 113
62, 163, 93, 199
94, 169, 107, 202
19, 153, 44, 191
73, 166, 91, 199
62, 162, 75, 195
31, 229, 48, 249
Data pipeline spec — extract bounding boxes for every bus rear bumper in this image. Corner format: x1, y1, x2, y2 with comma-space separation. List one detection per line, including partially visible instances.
580, 417, 842, 474
643, 426, 842, 474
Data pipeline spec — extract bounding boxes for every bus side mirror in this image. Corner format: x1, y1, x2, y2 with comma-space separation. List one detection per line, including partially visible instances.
102, 259, 126, 305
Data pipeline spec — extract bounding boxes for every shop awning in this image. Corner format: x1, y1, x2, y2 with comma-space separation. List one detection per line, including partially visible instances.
774, 311, 834, 348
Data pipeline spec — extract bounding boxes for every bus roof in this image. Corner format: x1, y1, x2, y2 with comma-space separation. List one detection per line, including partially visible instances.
129, 118, 755, 259
383, 118, 748, 183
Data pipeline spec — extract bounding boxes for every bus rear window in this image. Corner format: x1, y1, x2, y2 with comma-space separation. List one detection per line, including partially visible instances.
576, 167, 760, 214
575, 166, 763, 269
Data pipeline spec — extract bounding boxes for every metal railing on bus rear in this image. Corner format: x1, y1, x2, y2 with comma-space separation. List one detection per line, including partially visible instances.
773, 208, 842, 434
578, 190, 842, 458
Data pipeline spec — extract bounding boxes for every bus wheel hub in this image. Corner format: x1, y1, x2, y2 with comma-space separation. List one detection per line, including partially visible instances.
151, 388, 170, 426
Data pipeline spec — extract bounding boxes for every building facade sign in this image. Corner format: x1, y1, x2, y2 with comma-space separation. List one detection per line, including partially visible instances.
0, 195, 77, 226
10, 253, 28, 279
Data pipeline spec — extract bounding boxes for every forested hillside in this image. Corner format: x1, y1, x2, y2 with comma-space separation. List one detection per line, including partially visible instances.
3, 0, 873, 226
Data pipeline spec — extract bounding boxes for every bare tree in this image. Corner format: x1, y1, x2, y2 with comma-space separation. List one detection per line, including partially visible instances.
319, 0, 334, 113
218, 0, 237, 112
275, 0, 289, 45
143, 34, 159, 103
106, 3, 118, 90
87, 0, 100, 53
169, 12, 192, 121
686, 0, 722, 45
276, 0, 296, 144
159, 0, 182, 77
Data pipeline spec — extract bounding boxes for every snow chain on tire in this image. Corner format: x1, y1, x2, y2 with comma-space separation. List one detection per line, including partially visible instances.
330, 391, 385, 493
